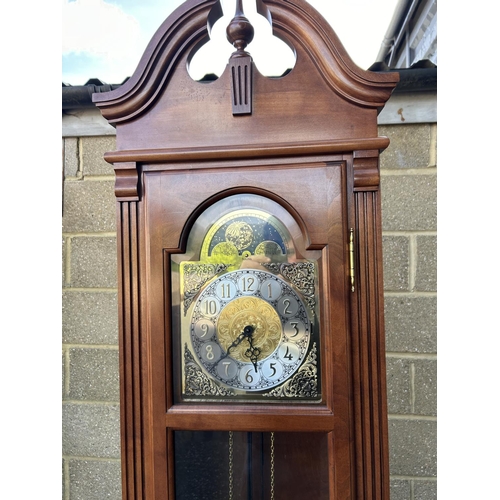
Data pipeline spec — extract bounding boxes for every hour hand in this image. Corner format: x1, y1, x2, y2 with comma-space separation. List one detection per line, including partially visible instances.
243, 326, 261, 372
220, 325, 255, 360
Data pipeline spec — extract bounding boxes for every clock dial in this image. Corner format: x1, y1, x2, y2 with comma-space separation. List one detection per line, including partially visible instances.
173, 196, 321, 402
190, 269, 311, 391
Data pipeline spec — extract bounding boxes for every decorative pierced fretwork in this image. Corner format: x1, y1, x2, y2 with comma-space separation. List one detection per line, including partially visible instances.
183, 263, 229, 314
264, 343, 318, 398
184, 345, 235, 396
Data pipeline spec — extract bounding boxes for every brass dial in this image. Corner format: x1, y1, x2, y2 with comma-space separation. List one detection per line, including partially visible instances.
176, 200, 321, 401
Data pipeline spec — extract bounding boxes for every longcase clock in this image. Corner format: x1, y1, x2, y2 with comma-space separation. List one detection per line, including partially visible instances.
93, 1, 399, 499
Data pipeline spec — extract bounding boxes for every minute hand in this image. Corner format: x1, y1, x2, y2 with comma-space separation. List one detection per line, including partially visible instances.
219, 325, 255, 361
244, 329, 261, 373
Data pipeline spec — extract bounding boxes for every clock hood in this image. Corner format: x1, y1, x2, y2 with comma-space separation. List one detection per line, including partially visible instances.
92, 0, 398, 153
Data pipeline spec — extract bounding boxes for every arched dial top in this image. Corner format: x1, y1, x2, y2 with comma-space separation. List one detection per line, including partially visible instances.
177, 196, 321, 401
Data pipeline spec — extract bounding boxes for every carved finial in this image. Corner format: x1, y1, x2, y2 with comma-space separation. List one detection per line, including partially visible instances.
226, 0, 254, 115
226, 0, 254, 55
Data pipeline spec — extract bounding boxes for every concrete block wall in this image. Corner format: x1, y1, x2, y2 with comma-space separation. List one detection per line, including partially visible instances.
62, 124, 437, 499
380, 123, 437, 499
62, 136, 122, 500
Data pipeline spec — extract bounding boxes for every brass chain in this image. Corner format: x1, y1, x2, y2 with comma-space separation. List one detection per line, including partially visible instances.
270, 432, 275, 500
229, 431, 234, 500
229, 431, 275, 500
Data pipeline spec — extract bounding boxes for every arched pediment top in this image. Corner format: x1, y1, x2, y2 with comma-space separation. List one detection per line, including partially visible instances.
268, 0, 399, 106
93, 0, 217, 123
93, 0, 399, 124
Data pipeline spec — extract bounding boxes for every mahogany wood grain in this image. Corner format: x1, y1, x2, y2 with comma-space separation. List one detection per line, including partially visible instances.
117, 201, 143, 499
114, 162, 140, 201
105, 138, 390, 167
350, 191, 390, 500
95, 1, 398, 498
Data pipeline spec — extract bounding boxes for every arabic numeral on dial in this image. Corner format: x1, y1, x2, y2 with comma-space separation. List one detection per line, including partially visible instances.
200, 342, 221, 363
200, 298, 220, 317
221, 283, 230, 298
262, 358, 283, 380
201, 324, 209, 336
278, 296, 299, 317
238, 274, 259, 295
261, 279, 282, 301
242, 277, 254, 292
194, 319, 215, 340
217, 359, 238, 380
278, 342, 300, 364
206, 345, 214, 360
238, 365, 261, 386
284, 299, 291, 314
284, 319, 306, 341
216, 280, 236, 300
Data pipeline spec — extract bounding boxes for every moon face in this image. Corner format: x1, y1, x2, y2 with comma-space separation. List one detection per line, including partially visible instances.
225, 222, 254, 251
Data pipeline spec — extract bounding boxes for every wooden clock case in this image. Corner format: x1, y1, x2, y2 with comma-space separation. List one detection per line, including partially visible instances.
93, 0, 399, 498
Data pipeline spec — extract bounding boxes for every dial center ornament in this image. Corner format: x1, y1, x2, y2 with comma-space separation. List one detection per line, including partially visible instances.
189, 269, 312, 391
217, 296, 281, 363
218, 324, 261, 372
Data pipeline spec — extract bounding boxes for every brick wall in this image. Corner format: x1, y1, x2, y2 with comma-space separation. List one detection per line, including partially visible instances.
62, 123, 437, 499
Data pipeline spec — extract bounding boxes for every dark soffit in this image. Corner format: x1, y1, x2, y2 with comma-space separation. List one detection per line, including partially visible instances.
62, 65, 436, 111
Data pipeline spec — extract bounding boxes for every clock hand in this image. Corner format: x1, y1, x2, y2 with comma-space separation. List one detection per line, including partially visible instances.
244, 326, 261, 373
220, 325, 255, 361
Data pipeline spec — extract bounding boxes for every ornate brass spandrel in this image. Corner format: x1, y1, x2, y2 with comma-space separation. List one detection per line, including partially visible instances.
181, 263, 230, 315
263, 261, 316, 312
184, 344, 235, 397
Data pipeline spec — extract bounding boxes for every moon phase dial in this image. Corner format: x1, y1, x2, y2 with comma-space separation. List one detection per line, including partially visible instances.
190, 269, 311, 392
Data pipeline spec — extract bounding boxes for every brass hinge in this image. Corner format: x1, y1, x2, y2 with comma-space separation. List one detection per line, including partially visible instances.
349, 228, 355, 292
